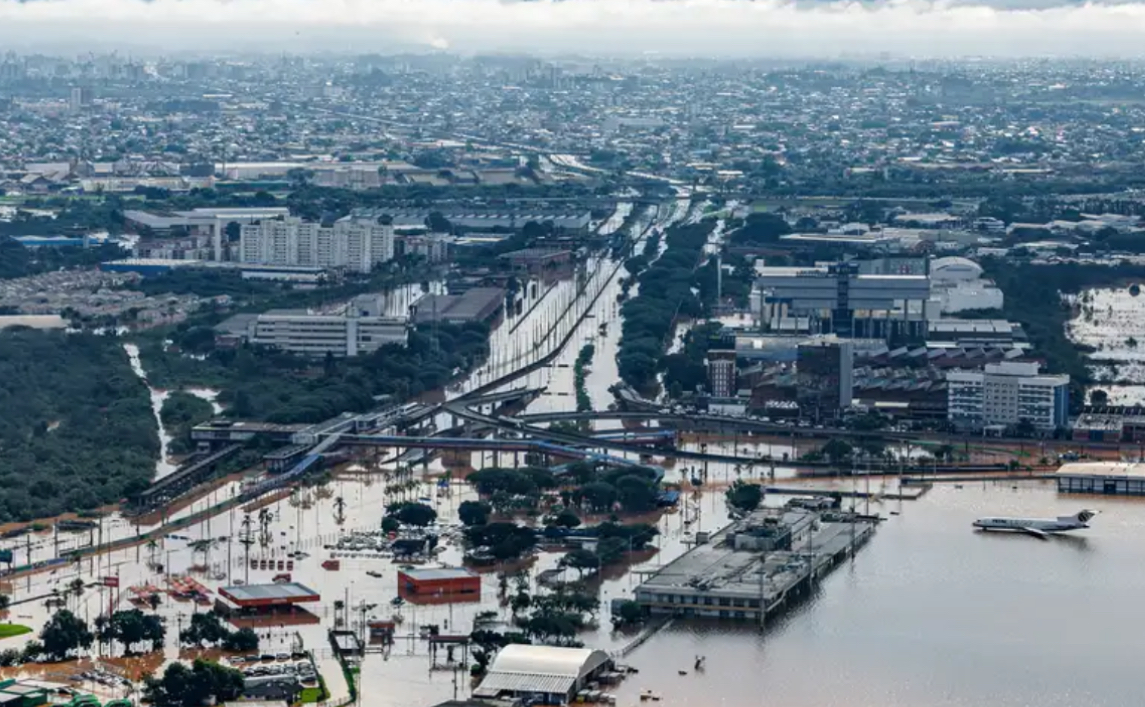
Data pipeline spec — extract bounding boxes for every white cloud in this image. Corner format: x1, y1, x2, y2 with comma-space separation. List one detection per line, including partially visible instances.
2, 0, 1145, 57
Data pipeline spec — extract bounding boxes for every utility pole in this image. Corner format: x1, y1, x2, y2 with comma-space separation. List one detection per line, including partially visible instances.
241, 514, 253, 584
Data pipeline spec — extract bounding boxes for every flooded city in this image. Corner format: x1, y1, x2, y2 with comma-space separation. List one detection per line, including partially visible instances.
1, 198, 1140, 707
7, 48, 1145, 707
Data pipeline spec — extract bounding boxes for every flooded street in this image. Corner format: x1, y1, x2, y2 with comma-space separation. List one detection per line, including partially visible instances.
6, 203, 1143, 707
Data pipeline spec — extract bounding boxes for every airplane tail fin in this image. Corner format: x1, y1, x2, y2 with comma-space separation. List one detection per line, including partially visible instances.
1069, 509, 1098, 524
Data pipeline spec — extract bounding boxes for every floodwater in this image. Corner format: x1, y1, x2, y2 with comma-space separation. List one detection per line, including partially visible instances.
1068, 285, 1145, 404
9, 203, 1145, 707
342, 482, 1145, 707
123, 343, 223, 479
607, 484, 1145, 707
123, 342, 177, 479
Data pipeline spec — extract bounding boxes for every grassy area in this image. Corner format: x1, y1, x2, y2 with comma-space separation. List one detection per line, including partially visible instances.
0, 624, 32, 638
298, 686, 324, 703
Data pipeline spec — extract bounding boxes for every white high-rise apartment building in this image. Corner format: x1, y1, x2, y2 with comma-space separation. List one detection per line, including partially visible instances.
947, 361, 1069, 432
240, 217, 394, 273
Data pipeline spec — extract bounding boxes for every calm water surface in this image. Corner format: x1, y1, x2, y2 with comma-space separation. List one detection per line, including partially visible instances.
607, 483, 1145, 707
357, 483, 1145, 707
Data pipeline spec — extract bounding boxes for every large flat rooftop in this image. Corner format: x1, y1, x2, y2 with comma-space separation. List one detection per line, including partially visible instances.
219, 582, 320, 606
411, 287, 505, 323
1057, 461, 1145, 479
638, 509, 810, 601
637, 506, 873, 605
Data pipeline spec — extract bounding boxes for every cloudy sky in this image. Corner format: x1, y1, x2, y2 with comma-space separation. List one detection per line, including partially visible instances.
3, 0, 1145, 58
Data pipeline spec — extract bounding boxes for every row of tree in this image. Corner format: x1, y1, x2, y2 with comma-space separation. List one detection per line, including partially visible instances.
617, 221, 718, 394
178, 611, 260, 651
142, 320, 493, 425
466, 463, 666, 517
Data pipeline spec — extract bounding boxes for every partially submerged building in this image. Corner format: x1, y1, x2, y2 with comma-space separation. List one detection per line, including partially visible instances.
473, 644, 614, 705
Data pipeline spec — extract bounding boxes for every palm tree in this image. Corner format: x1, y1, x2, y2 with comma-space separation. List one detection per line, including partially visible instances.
188, 539, 213, 567
146, 539, 160, 567
68, 578, 85, 611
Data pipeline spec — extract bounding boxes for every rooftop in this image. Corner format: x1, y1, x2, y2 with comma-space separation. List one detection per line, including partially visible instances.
218, 582, 320, 604
1056, 462, 1145, 479
400, 567, 478, 582
474, 644, 611, 699
411, 287, 505, 323
637, 508, 817, 600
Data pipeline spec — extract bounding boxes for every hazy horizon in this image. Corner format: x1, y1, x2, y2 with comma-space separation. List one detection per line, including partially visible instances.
3, 0, 1145, 58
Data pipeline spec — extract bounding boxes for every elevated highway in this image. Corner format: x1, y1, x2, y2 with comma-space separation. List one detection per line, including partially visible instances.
442, 398, 767, 465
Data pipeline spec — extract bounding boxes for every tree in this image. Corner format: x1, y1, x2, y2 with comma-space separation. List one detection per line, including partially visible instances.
223, 627, 260, 652
178, 611, 229, 647
143, 659, 244, 707
426, 212, 452, 233
465, 522, 538, 561
1091, 389, 1110, 407
67, 578, 85, 611
560, 548, 599, 576
821, 439, 854, 465
576, 482, 618, 513
614, 475, 659, 513
458, 500, 491, 527
730, 212, 791, 245
96, 609, 165, 655
551, 509, 581, 529
613, 600, 645, 627
725, 480, 763, 514
386, 501, 437, 527
509, 590, 532, 617
40, 609, 93, 661
0, 594, 9, 613
596, 536, 629, 566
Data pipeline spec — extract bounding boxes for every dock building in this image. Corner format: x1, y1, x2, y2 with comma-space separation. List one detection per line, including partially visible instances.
634, 503, 875, 622
1057, 461, 1145, 496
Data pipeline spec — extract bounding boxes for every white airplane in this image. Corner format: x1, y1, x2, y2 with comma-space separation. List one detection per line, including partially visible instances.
973, 510, 1098, 539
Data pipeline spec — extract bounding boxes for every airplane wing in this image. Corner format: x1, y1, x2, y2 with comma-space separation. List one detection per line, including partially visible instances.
1019, 527, 1049, 540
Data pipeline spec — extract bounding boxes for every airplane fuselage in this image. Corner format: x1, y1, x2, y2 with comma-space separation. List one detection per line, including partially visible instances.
973, 518, 1087, 533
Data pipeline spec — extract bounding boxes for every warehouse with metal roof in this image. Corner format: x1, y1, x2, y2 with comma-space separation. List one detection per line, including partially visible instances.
473, 644, 613, 704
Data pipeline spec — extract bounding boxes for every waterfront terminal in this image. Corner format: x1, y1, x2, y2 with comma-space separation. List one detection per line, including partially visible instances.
634, 500, 877, 622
